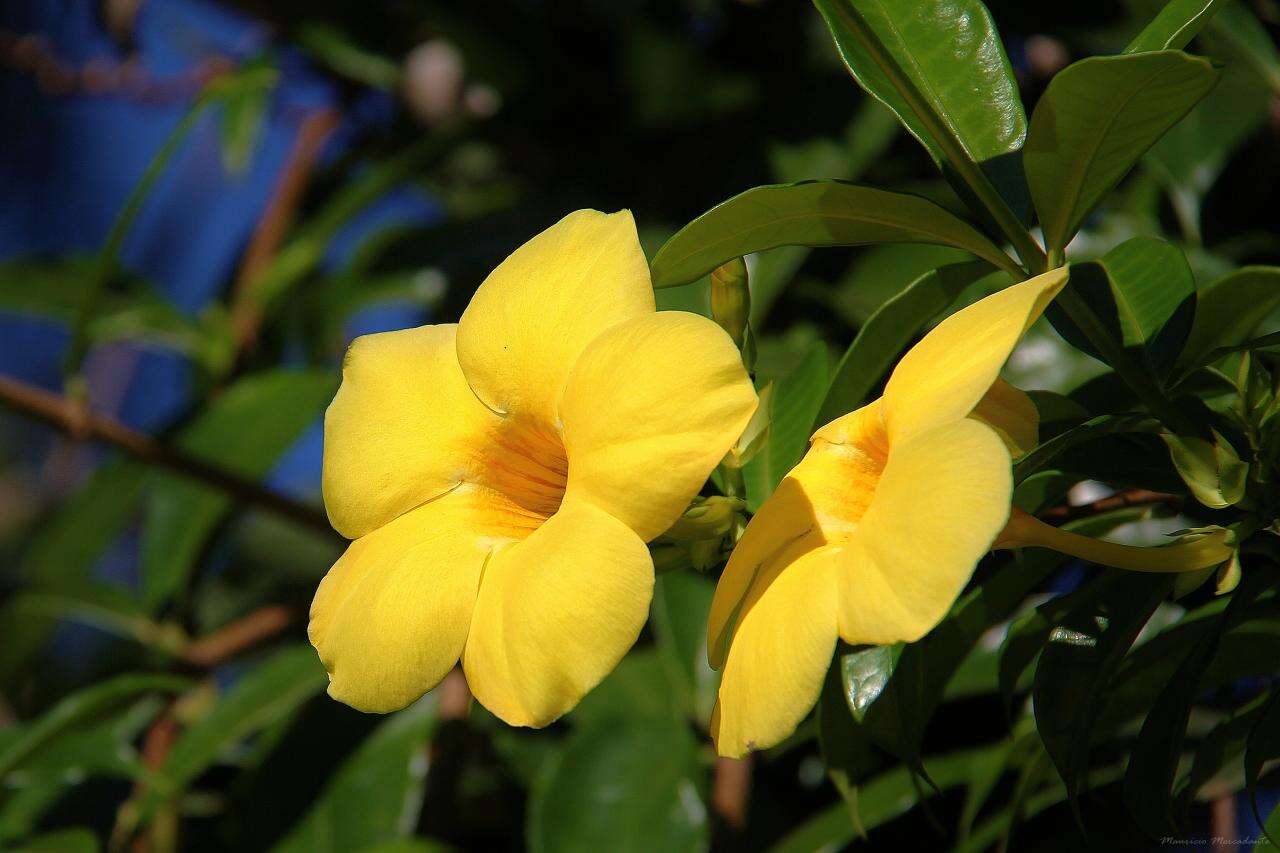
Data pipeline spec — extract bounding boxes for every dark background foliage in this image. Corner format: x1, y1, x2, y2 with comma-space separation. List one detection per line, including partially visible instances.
1, 1, 1279, 851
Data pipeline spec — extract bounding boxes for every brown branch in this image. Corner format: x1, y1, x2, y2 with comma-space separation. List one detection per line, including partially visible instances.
0, 373, 337, 538
180, 604, 298, 668
230, 108, 341, 353
712, 755, 753, 831
1040, 488, 1180, 525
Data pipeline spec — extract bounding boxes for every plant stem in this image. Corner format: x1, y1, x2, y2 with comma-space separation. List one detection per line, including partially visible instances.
826, 1, 1046, 275
0, 373, 337, 538
64, 96, 212, 381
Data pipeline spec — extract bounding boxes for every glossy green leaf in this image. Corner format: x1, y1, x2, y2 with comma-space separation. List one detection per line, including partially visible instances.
1180, 689, 1272, 808
1025, 51, 1220, 252
1175, 267, 1280, 378
817, 651, 881, 834
742, 341, 829, 510
811, 0, 1031, 221
140, 369, 336, 610
649, 181, 1019, 289
1046, 239, 1196, 380
136, 645, 327, 823
0, 674, 188, 779
815, 260, 995, 427
1032, 572, 1174, 819
1123, 568, 1272, 836
1124, 0, 1227, 53
274, 696, 437, 852
527, 716, 706, 853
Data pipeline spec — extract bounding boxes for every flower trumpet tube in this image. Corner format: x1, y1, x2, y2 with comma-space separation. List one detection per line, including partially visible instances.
993, 508, 1232, 572
310, 210, 757, 725
706, 269, 1069, 758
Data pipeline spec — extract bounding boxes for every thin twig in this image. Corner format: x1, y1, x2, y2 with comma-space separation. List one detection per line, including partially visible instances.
230, 107, 342, 353
180, 605, 298, 668
0, 373, 337, 538
1040, 488, 1180, 525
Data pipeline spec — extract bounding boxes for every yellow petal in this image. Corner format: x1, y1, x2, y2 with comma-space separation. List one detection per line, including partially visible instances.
969, 378, 1039, 459
882, 268, 1067, 442
462, 500, 653, 727
323, 325, 497, 539
708, 401, 887, 669
455, 209, 655, 427
560, 311, 758, 542
713, 547, 838, 758
836, 419, 1012, 645
309, 491, 489, 713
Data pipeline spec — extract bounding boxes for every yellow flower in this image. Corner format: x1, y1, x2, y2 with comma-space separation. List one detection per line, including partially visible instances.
310, 209, 757, 725
706, 269, 1068, 758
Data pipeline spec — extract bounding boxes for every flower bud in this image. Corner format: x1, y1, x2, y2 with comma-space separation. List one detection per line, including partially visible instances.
711, 257, 750, 351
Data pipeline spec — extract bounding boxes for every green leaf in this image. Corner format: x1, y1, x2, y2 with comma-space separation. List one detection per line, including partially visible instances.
208, 61, 277, 175
815, 260, 996, 427
0, 258, 228, 373
842, 555, 1057, 772
1015, 413, 1160, 481
1046, 239, 1196, 380
1025, 51, 1221, 253
140, 369, 337, 610
1175, 267, 1280, 378
649, 181, 1019, 289
1124, 0, 1228, 53
5, 696, 160, 786
1123, 567, 1272, 836
9, 828, 99, 853
1032, 572, 1174, 819
1145, 27, 1272, 240
274, 697, 437, 852
1246, 691, 1280, 835
810, 0, 1031, 222
817, 653, 881, 835
0, 674, 189, 780
135, 645, 327, 823
771, 746, 1000, 853
1205, 1, 1280, 95
527, 716, 707, 853
651, 572, 718, 724
569, 650, 680, 728
1162, 429, 1249, 508
743, 342, 829, 510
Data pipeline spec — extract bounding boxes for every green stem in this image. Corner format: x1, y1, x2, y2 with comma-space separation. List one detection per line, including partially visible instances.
827, 2, 1046, 275
63, 97, 213, 380
1054, 287, 1196, 433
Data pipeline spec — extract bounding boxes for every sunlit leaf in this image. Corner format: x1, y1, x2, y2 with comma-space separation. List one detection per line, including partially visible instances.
650, 181, 1018, 289
811, 0, 1031, 221
1025, 51, 1220, 253
1124, 0, 1228, 53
